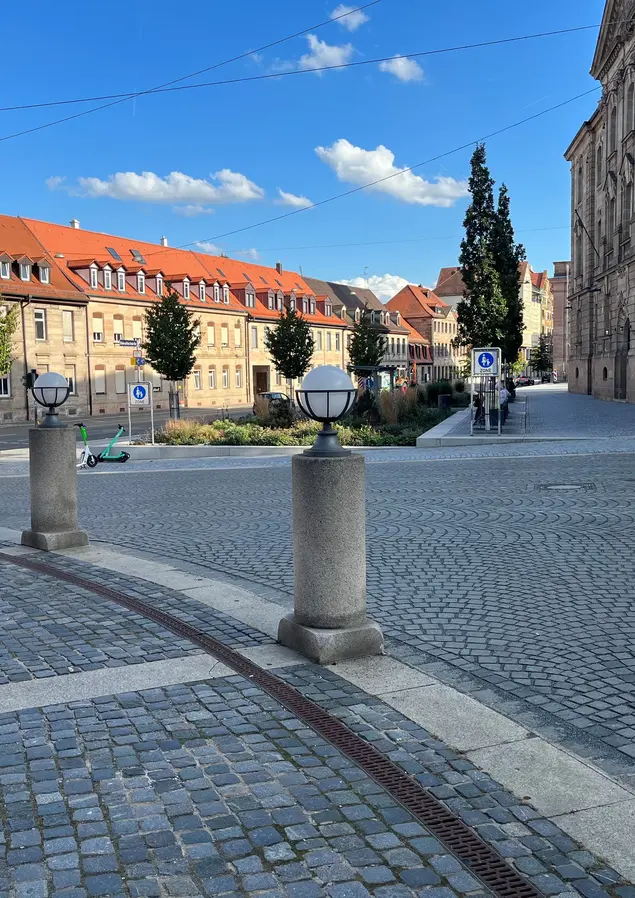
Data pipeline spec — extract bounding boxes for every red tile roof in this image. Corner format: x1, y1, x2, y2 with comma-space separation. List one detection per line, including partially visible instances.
0, 217, 85, 301
385, 284, 448, 319
400, 318, 430, 345
434, 267, 465, 298
0, 215, 345, 325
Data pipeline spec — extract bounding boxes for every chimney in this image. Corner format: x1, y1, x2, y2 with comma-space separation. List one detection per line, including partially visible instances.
275, 261, 282, 275
70, 219, 80, 229
160, 236, 168, 247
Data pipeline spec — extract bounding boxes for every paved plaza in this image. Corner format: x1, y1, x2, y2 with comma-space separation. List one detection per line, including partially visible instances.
0, 386, 635, 897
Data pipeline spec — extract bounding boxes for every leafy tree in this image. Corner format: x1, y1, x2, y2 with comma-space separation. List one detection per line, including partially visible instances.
529, 335, 553, 376
264, 307, 314, 395
0, 301, 19, 377
492, 184, 525, 363
348, 309, 387, 375
143, 285, 200, 420
456, 144, 507, 349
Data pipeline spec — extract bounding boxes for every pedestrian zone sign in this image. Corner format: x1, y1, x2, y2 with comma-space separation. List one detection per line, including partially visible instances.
471, 347, 500, 376
128, 382, 151, 406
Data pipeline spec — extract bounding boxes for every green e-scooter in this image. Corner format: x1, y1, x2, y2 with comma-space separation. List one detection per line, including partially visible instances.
75, 422, 130, 468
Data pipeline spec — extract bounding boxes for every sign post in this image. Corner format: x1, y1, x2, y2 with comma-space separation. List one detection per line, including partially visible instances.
470, 347, 501, 436
127, 381, 154, 446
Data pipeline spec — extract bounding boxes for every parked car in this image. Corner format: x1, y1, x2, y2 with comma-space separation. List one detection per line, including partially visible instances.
515, 376, 535, 387
253, 391, 292, 413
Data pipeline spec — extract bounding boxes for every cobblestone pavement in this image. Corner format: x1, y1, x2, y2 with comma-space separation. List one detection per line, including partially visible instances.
0, 558, 270, 684
0, 553, 633, 898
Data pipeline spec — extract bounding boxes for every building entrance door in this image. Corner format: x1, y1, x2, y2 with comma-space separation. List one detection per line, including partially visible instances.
254, 369, 269, 395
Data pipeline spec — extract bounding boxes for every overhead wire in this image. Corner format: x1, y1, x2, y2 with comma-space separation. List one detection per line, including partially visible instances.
0, 23, 606, 114
0, 0, 382, 143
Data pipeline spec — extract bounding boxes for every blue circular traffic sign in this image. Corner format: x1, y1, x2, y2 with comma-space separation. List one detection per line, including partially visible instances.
132, 385, 147, 401
477, 352, 495, 369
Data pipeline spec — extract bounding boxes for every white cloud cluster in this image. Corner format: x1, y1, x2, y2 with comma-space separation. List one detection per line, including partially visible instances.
315, 139, 469, 207
173, 204, 215, 217
194, 242, 259, 262
298, 34, 354, 72
62, 169, 265, 206
277, 189, 313, 208
330, 3, 369, 31
338, 273, 410, 302
379, 54, 424, 82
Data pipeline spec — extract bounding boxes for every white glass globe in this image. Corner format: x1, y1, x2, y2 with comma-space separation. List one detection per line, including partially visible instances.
300, 365, 355, 420
33, 371, 69, 407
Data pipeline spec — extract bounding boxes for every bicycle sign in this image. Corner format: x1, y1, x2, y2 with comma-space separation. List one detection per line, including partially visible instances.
471, 347, 500, 376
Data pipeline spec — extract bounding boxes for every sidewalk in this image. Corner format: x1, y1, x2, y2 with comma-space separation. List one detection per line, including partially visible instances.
0, 538, 634, 898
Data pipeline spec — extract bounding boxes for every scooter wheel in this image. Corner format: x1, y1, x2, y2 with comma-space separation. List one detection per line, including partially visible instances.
119, 452, 130, 463
86, 455, 98, 468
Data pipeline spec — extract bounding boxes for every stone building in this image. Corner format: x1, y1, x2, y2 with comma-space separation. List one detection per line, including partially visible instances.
0, 215, 348, 422
551, 261, 571, 380
565, 0, 635, 400
385, 284, 465, 381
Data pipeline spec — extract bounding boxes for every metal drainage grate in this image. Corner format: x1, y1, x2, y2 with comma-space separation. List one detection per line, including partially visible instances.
535, 482, 596, 492
3, 554, 544, 898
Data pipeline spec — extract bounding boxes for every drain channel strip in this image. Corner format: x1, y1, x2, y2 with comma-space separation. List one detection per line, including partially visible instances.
3, 553, 543, 898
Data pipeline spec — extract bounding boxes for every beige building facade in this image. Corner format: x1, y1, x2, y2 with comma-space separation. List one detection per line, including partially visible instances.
565, 0, 635, 400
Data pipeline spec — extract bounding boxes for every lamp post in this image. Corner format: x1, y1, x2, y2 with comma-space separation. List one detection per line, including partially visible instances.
21, 372, 88, 551
278, 365, 383, 664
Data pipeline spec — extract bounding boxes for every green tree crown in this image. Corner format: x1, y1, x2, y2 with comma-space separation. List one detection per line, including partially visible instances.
348, 309, 387, 374
0, 301, 19, 377
143, 286, 200, 381
264, 307, 315, 380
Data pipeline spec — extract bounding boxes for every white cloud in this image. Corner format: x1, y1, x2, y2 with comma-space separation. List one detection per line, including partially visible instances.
330, 3, 369, 31
315, 139, 469, 207
339, 273, 410, 302
298, 34, 354, 72
173, 204, 215, 217
72, 169, 265, 205
379, 54, 424, 82
276, 189, 313, 208
45, 175, 65, 190
194, 242, 259, 262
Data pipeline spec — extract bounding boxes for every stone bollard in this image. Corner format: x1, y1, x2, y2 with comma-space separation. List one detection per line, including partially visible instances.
21, 427, 89, 551
278, 452, 383, 664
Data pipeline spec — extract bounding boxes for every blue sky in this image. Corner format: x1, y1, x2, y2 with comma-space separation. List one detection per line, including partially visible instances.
2, 0, 602, 299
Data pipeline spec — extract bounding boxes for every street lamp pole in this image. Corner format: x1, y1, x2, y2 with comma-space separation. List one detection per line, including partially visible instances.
21, 372, 89, 551
278, 366, 383, 663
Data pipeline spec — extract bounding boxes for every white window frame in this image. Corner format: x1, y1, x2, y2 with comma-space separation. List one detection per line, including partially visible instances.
94, 367, 106, 394
89, 266, 98, 289
92, 315, 104, 343
336, 332, 341, 351
209, 368, 216, 390
199, 282, 206, 302
193, 369, 201, 390
113, 317, 124, 343
268, 293, 274, 310
207, 323, 215, 346
115, 367, 126, 394
39, 265, 50, 284
132, 319, 143, 342
183, 279, 190, 300
310, 300, 316, 314
221, 325, 229, 347
223, 285, 230, 304
137, 273, 145, 294
214, 284, 220, 302
65, 366, 76, 396
222, 367, 229, 389
156, 276, 163, 296
327, 333, 332, 351
234, 325, 242, 347
0, 374, 10, 397
317, 331, 323, 350
104, 269, 112, 290
117, 270, 125, 292
277, 294, 283, 310
0, 261, 9, 280
325, 304, 332, 317
236, 368, 242, 388
251, 326, 258, 349
20, 263, 31, 282
62, 310, 74, 343
302, 299, 308, 314
246, 293, 255, 308
34, 309, 47, 341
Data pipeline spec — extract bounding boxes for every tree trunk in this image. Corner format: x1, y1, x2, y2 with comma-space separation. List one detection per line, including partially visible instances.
169, 382, 181, 421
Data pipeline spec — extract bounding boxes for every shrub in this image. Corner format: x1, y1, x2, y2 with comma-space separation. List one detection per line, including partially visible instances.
379, 390, 399, 424
454, 379, 465, 393
268, 398, 294, 429
253, 395, 270, 418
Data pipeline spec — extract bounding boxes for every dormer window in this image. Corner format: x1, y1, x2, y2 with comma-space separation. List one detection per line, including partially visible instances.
325, 303, 332, 317
213, 283, 220, 302
302, 298, 308, 314
0, 260, 9, 280
199, 282, 206, 302
183, 279, 190, 300
289, 297, 296, 312
371, 311, 376, 324
38, 264, 50, 285
355, 309, 360, 323
223, 285, 230, 304
310, 299, 316, 314
268, 292, 274, 310
245, 292, 255, 308
137, 273, 145, 294
89, 266, 98, 289
117, 270, 125, 292
156, 275, 163, 296
18, 262, 31, 281
104, 269, 112, 290
277, 293, 283, 310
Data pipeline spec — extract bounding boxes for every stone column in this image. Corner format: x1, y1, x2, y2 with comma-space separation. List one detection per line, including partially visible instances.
278, 453, 383, 664
21, 427, 89, 551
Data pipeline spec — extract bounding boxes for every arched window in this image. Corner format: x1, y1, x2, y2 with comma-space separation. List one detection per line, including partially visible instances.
610, 105, 618, 153
609, 195, 617, 246
596, 145, 603, 186
577, 165, 584, 205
